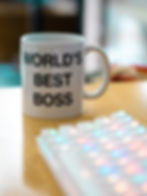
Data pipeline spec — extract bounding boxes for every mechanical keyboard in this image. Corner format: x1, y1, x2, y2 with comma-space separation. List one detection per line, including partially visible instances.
37, 111, 147, 196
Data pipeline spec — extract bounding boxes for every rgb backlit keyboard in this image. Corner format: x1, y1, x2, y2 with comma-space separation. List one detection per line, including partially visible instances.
37, 111, 147, 196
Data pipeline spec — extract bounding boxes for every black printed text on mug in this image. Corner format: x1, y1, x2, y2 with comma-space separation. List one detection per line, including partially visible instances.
23, 51, 82, 108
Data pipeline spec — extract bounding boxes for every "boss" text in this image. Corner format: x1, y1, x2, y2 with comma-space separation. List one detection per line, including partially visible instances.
33, 92, 73, 107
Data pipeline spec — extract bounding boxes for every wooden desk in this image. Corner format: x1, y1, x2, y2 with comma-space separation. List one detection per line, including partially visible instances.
0, 82, 147, 196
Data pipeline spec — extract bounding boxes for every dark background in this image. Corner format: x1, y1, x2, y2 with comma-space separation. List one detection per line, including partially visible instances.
0, 0, 83, 63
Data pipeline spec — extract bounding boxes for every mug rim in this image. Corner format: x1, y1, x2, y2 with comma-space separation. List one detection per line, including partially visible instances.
21, 32, 85, 45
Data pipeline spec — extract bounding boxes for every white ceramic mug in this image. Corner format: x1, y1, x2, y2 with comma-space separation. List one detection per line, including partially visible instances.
20, 33, 110, 119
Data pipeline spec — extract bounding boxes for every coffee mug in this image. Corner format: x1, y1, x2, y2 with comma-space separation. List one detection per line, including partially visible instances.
20, 33, 110, 119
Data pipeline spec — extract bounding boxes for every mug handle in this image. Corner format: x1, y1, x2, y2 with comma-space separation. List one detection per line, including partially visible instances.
84, 46, 110, 98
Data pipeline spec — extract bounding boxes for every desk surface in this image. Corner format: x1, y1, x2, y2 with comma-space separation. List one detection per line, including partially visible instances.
0, 81, 147, 196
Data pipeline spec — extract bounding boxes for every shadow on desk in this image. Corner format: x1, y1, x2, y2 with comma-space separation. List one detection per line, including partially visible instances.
23, 116, 63, 196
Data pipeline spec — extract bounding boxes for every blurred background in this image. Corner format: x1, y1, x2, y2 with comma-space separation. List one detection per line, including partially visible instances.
0, 0, 147, 87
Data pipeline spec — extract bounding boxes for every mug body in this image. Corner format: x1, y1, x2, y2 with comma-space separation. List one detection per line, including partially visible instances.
20, 33, 85, 119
